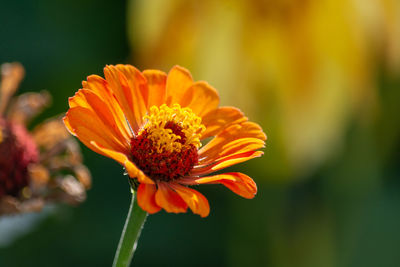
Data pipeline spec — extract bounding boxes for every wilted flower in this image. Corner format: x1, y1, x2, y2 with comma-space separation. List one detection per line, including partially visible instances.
64, 65, 265, 217
0, 63, 91, 215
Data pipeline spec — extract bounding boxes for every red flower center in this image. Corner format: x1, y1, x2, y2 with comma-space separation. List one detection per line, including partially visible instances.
130, 121, 198, 182
0, 118, 39, 198
129, 104, 205, 182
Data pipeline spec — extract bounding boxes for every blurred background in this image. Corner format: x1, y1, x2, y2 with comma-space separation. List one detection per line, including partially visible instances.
1, 0, 400, 266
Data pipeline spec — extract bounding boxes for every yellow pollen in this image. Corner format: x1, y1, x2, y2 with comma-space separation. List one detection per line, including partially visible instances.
141, 104, 205, 153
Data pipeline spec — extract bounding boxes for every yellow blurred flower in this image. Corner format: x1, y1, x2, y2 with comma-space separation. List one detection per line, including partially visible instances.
128, 0, 400, 178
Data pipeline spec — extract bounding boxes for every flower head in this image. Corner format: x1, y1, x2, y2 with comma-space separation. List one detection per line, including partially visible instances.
64, 65, 266, 217
0, 63, 91, 215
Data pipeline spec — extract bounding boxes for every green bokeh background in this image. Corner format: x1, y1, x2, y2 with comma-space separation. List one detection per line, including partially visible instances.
1, 0, 400, 267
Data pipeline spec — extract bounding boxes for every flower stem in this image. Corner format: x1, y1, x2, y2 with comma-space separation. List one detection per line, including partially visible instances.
112, 190, 148, 267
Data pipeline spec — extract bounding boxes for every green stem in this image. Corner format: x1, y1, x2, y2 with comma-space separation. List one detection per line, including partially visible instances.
112, 191, 148, 267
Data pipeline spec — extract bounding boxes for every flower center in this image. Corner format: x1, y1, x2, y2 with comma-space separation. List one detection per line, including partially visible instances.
130, 104, 205, 181
0, 117, 39, 198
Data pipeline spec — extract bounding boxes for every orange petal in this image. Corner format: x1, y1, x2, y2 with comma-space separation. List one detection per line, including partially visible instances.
165, 65, 193, 106
201, 107, 248, 139
90, 141, 154, 184
192, 150, 264, 176
64, 115, 111, 157
199, 121, 266, 164
142, 69, 167, 108
115, 64, 149, 106
187, 172, 257, 199
64, 106, 128, 153
137, 183, 161, 214
82, 75, 133, 140
216, 138, 265, 158
65, 122, 116, 157
170, 183, 210, 217
69, 90, 90, 109
200, 137, 265, 165
63, 115, 74, 135
69, 89, 132, 143
207, 151, 264, 172
155, 182, 188, 214
180, 81, 219, 117
104, 65, 147, 132
82, 75, 110, 99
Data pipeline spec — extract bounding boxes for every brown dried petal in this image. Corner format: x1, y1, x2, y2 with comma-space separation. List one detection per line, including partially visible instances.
0, 196, 44, 215
28, 163, 50, 189
0, 63, 25, 115
74, 165, 92, 189
32, 118, 69, 149
7, 91, 51, 125
51, 175, 86, 205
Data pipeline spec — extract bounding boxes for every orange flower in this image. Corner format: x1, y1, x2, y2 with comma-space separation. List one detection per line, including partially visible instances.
64, 65, 266, 217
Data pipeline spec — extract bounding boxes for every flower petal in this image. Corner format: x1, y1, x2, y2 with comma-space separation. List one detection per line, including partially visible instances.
115, 64, 149, 106
180, 81, 219, 117
0, 62, 24, 116
64, 107, 128, 153
155, 182, 187, 213
165, 65, 193, 106
201, 107, 248, 139
82, 75, 133, 140
89, 141, 154, 184
104, 65, 147, 132
137, 183, 161, 214
184, 172, 257, 199
69, 89, 132, 143
125, 161, 154, 184
216, 138, 265, 157
63, 115, 74, 135
199, 121, 266, 164
7, 91, 51, 125
170, 183, 210, 217
200, 137, 265, 164
69, 90, 90, 109
192, 150, 264, 176
82, 75, 108, 94
142, 69, 167, 108
33, 118, 70, 149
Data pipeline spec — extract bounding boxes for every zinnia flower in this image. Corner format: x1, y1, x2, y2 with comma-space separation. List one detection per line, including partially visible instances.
0, 62, 91, 215
64, 65, 266, 217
